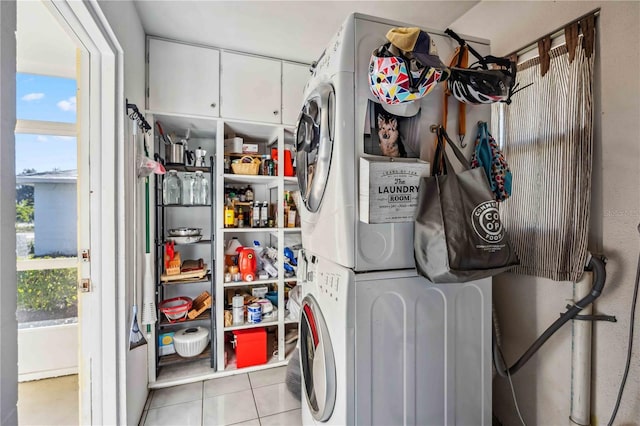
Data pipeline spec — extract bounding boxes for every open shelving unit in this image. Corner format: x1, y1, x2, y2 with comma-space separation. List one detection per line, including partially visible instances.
145, 111, 301, 387
152, 141, 217, 379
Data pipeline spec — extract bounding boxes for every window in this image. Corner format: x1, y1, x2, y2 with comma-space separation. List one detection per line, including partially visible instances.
15, 73, 78, 327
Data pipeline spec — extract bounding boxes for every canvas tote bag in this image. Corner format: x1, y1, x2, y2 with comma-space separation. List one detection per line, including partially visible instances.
414, 126, 519, 283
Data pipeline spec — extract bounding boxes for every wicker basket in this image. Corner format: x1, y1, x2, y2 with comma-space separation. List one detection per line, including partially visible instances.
231, 156, 261, 175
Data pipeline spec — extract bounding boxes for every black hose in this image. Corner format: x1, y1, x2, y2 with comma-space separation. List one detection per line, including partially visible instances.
494, 255, 607, 377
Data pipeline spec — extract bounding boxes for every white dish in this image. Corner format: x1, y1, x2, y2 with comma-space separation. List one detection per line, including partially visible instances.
173, 326, 209, 357
168, 227, 202, 237
168, 235, 203, 244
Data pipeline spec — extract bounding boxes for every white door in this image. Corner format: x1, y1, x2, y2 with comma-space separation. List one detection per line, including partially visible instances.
296, 83, 335, 213
14, 0, 80, 384
220, 51, 282, 123
148, 38, 221, 117
282, 62, 310, 126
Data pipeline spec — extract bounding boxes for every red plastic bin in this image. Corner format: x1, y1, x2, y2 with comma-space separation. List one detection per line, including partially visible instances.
233, 328, 267, 368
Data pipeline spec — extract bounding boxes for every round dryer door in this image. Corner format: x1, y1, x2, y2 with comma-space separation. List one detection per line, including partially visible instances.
299, 295, 336, 422
296, 83, 335, 213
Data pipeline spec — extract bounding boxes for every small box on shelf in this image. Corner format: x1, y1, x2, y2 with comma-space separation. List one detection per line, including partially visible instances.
242, 143, 259, 154
224, 137, 243, 153
158, 332, 176, 356
233, 328, 267, 368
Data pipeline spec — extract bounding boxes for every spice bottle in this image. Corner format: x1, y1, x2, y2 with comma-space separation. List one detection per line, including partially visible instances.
224, 199, 235, 228
261, 201, 269, 228
252, 201, 261, 228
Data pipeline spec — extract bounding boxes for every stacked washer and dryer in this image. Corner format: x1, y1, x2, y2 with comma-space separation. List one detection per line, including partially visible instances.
295, 14, 493, 425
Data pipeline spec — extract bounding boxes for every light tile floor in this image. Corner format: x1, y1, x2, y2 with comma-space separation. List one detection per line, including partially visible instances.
18, 374, 78, 426
141, 366, 302, 426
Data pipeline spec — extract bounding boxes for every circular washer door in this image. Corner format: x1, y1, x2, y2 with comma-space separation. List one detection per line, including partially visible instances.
295, 83, 335, 213
299, 294, 336, 422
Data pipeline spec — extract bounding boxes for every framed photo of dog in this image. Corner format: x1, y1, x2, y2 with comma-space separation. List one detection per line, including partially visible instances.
363, 100, 422, 158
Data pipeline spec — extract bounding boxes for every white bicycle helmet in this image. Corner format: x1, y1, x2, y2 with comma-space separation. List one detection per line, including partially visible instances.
448, 64, 515, 104
444, 28, 525, 105
369, 43, 448, 113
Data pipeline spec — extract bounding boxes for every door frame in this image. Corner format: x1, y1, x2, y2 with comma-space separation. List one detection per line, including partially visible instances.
43, 1, 124, 424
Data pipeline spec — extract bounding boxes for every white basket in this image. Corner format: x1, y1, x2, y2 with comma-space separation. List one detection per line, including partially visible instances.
173, 326, 209, 357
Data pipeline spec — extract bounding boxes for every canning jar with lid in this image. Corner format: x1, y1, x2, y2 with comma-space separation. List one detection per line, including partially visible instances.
163, 170, 182, 205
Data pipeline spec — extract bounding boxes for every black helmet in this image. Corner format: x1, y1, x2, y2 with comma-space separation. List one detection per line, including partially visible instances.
448, 58, 516, 104
444, 28, 528, 105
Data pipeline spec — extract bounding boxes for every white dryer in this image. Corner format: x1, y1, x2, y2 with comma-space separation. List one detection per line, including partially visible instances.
298, 253, 492, 425
295, 13, 491, 271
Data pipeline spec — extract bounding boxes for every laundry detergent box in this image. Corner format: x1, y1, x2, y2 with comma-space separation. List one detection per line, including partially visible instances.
359, 157, 430, 224
158, 332, 176, 356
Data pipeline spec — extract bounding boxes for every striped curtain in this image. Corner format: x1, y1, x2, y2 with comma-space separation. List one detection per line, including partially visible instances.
494, 41, 595, 281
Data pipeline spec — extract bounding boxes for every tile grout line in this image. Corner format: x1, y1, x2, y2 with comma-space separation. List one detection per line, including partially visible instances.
248, 373, 262, 423
200, 380, 204, 426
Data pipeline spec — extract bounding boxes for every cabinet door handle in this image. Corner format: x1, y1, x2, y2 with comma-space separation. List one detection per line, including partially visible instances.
210, 103, 217, 108
273, 110, 279, 116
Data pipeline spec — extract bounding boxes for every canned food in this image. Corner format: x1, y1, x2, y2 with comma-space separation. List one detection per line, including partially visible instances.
232, 306, 244, 325
247, 303, 262, 324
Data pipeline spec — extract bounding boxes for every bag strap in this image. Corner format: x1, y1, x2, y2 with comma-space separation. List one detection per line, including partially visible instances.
445, 28, 489, 69
477, 121, 488, 142
433, 126, 470, 176
432, 127, 446, 176
443, 45, 468, 145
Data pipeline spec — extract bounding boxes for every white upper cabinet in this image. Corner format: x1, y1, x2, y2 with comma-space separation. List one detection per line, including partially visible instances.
148, 38, 220, 117
282, 62, 310, 126
220, 51, 281, 124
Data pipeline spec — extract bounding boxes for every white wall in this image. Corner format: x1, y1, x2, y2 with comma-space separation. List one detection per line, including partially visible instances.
0, 2, 18, 424
452, 2, 640, 425
18, 324, 78, 381
96, 1, 148, 424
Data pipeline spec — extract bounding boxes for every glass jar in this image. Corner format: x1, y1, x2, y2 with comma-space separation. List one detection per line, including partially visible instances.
182, 173, 195, 205
162, 170, 182, 205
193, 171, 209, 205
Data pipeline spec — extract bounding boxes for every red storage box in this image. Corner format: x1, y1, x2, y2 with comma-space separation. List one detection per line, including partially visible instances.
271, 148, 295, 177
233, 328, 267, 368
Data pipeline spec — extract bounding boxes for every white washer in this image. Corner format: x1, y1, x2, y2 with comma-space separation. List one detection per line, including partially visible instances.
298, 253, 492, 425
295, 13, 491, 272
296, 13, 494, 425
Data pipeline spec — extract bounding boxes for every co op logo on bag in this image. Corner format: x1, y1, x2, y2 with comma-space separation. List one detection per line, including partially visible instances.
471, 201, 504, 243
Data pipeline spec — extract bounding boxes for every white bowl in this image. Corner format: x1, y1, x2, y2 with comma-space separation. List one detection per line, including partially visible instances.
168, 235, 203, 244
173, 327, 209, 357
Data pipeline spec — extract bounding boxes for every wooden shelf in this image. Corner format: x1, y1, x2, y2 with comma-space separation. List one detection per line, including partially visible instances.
225, 152, 263, 158
161, 273, 212, 285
